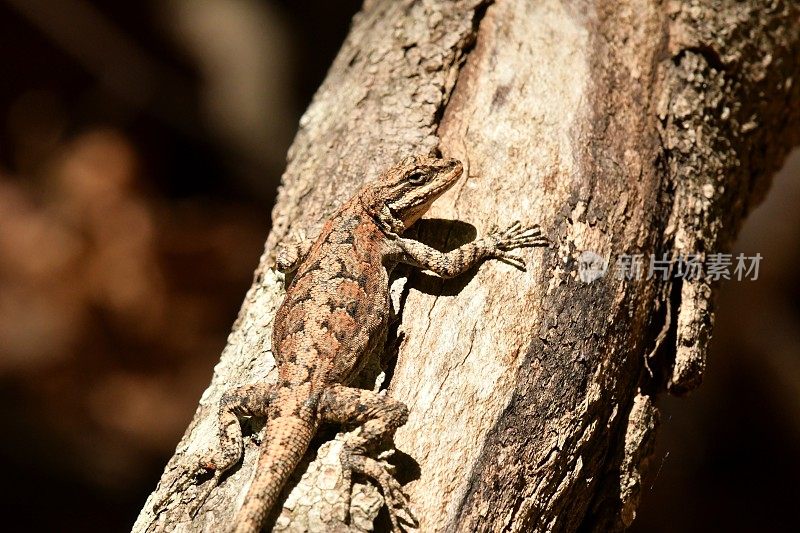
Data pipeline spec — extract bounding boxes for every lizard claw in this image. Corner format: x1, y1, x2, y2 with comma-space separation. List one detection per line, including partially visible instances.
344, 453, 417, 532
153, 452, 220, 518
276, 228, 314, 273
484, 222, 548, 270
186, 470, 222, 518
489, 222, 548, 250
276, 248, 301, 273
494, 250, 527, 270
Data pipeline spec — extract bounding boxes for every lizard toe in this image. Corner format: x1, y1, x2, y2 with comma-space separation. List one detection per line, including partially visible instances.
493, 250, 527, 270
344, 452, 416, 532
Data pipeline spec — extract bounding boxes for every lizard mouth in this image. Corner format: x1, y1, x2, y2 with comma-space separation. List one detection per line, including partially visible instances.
379, 158, 464, 231
423, 159, 463, 199
391, 160, 463, 225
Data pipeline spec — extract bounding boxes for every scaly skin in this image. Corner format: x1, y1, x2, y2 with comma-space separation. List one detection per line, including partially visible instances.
192, 155, 547, 532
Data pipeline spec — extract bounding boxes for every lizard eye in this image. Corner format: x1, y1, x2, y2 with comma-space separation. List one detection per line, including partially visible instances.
407, 172, 426, 185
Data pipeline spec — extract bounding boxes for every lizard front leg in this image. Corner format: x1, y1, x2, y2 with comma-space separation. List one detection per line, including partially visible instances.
276, 229, 313, 273
395, 221, 547, 277
319, 384, 414, 531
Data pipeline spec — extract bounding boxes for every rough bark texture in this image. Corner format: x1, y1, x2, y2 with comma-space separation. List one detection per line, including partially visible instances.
133, 1, 800, 532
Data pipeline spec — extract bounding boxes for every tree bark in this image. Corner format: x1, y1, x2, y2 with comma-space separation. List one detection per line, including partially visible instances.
133, 1, 800, 532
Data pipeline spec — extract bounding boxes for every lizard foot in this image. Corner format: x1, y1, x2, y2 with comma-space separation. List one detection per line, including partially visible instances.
486, 221, 549, 270
319, 385, 413, 530
152, 452, 222, 519
343, 451, 418, 532
276, 228, 312, 273
159, 381, 272, 516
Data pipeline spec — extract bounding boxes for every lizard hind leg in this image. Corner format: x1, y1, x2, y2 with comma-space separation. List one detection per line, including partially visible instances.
165, 383, 275, 518
207, 382, 275, 470
319, 384, 415, 532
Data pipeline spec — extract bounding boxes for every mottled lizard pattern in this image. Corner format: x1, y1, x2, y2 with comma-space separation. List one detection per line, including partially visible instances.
183, 156, 546, 532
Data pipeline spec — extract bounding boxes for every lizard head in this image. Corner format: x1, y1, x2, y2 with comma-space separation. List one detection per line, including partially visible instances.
362, 155, 464, 234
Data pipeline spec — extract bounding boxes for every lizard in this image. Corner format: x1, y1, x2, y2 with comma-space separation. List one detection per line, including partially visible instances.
177, 154, 547, 532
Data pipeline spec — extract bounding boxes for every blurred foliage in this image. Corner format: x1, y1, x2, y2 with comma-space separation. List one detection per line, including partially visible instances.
0, 1, 359, 531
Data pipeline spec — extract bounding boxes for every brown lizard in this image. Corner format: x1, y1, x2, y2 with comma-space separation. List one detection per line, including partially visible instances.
184, 155, 547, 532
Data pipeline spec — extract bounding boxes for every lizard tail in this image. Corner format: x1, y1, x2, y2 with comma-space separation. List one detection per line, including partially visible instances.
233, 415, 315, 533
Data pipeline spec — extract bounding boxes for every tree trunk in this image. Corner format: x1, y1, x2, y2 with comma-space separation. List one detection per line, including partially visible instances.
133, 1, 800, 531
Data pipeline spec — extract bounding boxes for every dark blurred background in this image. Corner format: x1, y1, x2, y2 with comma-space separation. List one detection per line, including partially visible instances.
0, 2, 797, 532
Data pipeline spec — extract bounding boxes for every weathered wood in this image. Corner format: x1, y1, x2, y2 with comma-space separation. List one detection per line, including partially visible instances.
133, 1, 800, 532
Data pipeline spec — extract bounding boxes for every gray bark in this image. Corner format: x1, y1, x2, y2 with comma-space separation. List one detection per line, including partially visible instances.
133, 1, 800, 532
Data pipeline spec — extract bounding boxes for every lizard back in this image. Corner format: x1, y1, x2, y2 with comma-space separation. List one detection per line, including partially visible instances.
272, 200, 391, 389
